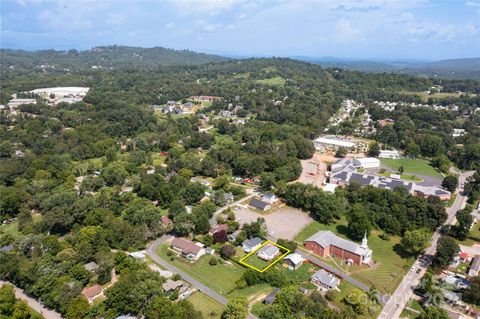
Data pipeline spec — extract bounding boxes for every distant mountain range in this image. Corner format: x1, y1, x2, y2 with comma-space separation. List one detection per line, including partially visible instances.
292, 56, 480, 79
1, 45, 479, 80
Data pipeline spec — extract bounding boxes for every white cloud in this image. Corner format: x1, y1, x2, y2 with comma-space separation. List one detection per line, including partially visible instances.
166, 22, 175, 29
334, 18, 363, 42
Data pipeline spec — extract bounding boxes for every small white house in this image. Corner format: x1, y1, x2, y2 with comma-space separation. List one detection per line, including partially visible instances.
257, 244, 280, 261
242, 237, 263, 253
261, 193, 278, 204
283, 253, 305, 270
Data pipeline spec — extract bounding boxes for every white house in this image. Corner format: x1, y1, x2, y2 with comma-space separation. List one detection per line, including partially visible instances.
261, 193, 278, 204
171, 237, 206, 261
310, 269, 340, 290
283, 253, 305, 270
257, 244, 280, 261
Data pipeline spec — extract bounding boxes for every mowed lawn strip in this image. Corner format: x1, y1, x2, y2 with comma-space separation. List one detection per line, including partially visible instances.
294, 220, 414, 294
156, 244, 245, 294
188, 292, 225, 319
380, 158, 442, 178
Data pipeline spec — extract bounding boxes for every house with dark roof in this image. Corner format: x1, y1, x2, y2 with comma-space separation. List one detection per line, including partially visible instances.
249, 198, 271, 211
171, 237, 206, 261
210, 223, 228, 235
263, 288, 280, 304
305, 231, 372, 265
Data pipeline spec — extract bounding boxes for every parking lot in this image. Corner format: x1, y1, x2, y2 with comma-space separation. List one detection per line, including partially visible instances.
234, 206, 313, 240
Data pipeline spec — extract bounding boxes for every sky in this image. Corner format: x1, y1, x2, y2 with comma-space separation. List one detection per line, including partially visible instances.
1, 0, 479, 60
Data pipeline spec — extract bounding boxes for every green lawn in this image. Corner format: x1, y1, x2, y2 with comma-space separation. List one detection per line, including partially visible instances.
294, 219, 414, 294
157, 244, 245, 294
188, 292, 225, 319
0, 221, 21, 238
151, 153, 166, 166
255, 76, 285, 86
242, 254, 270, 271
380, 158, 442, 178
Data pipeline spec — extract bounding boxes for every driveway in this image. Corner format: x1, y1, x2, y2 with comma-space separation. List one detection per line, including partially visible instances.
235, 206, 313, 240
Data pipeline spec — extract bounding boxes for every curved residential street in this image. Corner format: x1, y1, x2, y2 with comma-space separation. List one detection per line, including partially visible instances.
378, 171, 475, 319
0, 281, 63, 319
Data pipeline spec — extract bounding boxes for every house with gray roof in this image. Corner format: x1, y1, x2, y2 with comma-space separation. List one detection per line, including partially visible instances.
84, 261, 99, 272
310, 269, 340, 290
242, 237, 263, 253
249, 198, 271, 211
469, 256, 480, 277
257, 244, 280, 261
305, 231, 372, 265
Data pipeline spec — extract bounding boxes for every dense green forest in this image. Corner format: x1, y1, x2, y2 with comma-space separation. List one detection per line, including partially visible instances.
0, 55, 479, 318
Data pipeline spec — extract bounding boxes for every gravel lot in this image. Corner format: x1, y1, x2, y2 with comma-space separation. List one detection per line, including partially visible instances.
234, 206, 313, 240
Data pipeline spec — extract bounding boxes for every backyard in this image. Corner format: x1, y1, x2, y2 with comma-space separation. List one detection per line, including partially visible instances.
187, 292, 225, 319
294, 219, 415, 294
380, 158, 443, 179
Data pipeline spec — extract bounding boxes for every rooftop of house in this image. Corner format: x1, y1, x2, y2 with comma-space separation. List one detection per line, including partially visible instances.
264, 288, 280, 304
243, 237, 263, 248
210, 223, 228, 234
283, 253, 304, 266
306, 231, 368, 256
258, 244, 280, 257
162, 279, 183, 291
84, 261, 99, 272
82, 284, 103, 299
311, 269, 340, 287
250, 198, 270, 210
171, 237, 203, 255
471, 256, 480, 271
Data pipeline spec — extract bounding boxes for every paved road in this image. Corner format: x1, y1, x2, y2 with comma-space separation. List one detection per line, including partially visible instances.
0, 280, 63, 319
378, 171, 474, 319
146, 237, 259, 319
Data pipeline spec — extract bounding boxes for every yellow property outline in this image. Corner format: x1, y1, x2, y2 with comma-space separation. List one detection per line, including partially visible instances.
239, 240, 291, 273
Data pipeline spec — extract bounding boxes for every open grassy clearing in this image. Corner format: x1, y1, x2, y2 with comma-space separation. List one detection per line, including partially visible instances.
0, 221, 20, 238
188, 292, 225, 319
242, 254, 270, 270
255, 76, 285, 86
294, 219, 414, 294
151, 153, 167, 166
157, 244, 245, 294
380, 158, 442, 178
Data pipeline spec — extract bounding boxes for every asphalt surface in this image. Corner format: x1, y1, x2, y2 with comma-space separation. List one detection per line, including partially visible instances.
377, 171, 474, 319
0, 280, 63, 319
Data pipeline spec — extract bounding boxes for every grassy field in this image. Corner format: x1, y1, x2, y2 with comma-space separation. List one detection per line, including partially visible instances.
0, 221, 21, 238
157, 244, 245, 294
255, 76, 285, 86
456, 222, 480, 246
294, 219, 414, 294
242, 254, 270, 270
151, 153, 167, 166
380, 158, 442, 178
188, 292, 225, 319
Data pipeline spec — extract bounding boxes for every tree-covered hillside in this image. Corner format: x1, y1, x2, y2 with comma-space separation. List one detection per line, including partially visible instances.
0, 45, 229, 79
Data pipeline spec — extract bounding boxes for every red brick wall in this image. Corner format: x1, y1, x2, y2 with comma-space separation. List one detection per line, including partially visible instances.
305, 242, 363, 264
